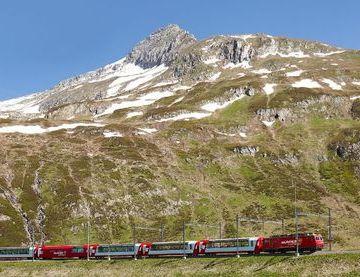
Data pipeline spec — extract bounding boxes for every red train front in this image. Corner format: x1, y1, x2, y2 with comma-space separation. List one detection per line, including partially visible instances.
262, 233, 324, 253
37, 244, 98, 259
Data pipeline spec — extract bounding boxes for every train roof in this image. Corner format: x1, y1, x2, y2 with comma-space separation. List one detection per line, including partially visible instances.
40, 244, 98, 249
0, 246, 31, 249
269, 233, 320, 238
206, 237, 259, 242
98, 243, 138, 247
150, 241, 197, 245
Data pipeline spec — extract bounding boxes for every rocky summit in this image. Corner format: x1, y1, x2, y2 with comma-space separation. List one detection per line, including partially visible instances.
0, 24, 359, 248
126, 24, 197, 68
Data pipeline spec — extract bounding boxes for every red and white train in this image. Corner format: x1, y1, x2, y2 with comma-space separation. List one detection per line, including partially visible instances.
0, 233, 324, 260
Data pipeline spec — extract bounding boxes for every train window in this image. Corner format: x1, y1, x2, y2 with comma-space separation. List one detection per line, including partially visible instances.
207, 240, 250, 248
72, 247, 84, 253
239, 240, 250, 247
98, 245, 135, 253
151, 244, 184, 251
97, 246, 108, 253
0, 248, 29, 255
111, 246, 134, 252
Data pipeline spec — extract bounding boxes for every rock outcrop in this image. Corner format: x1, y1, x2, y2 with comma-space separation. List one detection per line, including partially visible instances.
233, 146, 259, 156
218, 39, 256, 64
127, 24, 197, 68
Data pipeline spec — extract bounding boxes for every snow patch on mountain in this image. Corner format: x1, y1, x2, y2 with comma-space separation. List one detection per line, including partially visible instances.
103, 131, 123, 138
230, 34, 256, 41
61, 58, 127, 87
0, 123, 104, 135
201, 95, 245, 112
260, 50, 310, 59
262, 120, 275, 127
137, 127, 158, 135
0, 92, 42, 115
286, 70, 304, 77
208, 72, 221, 82
169, 96, 185, 106
173, 85, 192, 92
263, 84, 277, 95
124, 65, 168, 91
157, 112, 211, 122
279, 51, 310, 58
313, 50, 345, 57
252, 68, 272, 74
126, 111, 143, 118
98, 90, 174, 116
292, 79, 322, 88
106, 64, 168, 97
321, 78, 342, 90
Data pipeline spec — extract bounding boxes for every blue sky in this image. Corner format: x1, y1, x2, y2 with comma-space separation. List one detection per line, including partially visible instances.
0, 0, 359, 100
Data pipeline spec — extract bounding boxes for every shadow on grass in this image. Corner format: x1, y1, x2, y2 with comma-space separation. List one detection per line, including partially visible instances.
202, 258, 233, 270
254, 256, 292, 272
152, 258, 179, 267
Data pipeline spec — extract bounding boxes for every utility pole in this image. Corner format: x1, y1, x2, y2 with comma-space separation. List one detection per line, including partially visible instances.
262, 220, 265, 234
328, 208, 332, 251
219, 222, 222, 242
182, 221, 186, 259
132, 224, 137, 260
107, 243, 111, 261
236, 215, 240, 258
87, 221, 90, 261
107, 220, 111, 261
219, 222, 222, 247
294, 179, 299, 257
32, 229, 35, 262
160, 223, 164, 242
107, 234, 111, 261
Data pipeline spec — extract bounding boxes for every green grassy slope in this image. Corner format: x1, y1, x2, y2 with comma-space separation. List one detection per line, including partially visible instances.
0, 254, 359, 276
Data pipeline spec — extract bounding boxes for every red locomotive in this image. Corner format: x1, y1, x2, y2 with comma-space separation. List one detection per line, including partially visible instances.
262, 233, 324, 253
37, 244, 98, 259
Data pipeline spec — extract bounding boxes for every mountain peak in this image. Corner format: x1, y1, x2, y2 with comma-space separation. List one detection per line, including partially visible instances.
155, 24, 187, 34
126, 24, 197, 68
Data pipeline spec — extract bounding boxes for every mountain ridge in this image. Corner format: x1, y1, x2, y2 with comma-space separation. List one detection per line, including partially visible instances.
0, 24, 353, 121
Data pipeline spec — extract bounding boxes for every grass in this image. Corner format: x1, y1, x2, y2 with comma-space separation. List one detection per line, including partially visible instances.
0, 253, 359, 276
